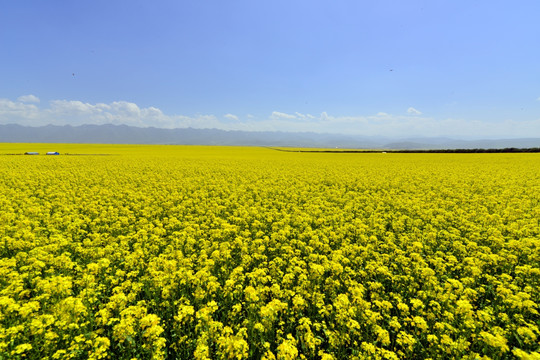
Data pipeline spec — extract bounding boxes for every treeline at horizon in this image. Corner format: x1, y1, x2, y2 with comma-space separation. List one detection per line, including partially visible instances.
275, 147, 540, 153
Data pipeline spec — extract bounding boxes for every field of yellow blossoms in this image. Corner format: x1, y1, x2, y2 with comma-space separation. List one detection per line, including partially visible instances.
1, 144, 539, 359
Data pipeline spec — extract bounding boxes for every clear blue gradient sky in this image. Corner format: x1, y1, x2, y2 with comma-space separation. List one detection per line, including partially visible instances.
1, 0, 540, 138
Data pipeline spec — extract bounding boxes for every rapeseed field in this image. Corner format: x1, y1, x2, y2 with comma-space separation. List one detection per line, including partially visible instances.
1, 144, 539, 359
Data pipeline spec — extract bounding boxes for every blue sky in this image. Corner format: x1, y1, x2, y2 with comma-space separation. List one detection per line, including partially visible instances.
1, 0, 540, 138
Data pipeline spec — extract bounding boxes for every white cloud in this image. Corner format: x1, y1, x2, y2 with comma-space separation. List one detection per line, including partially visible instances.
407, 107, 422, 115
320, 112, 331, 122
17, 94, 40, 103
0, 98, 40, 122
271, 111, 297, 120
1, 96, 540, 138
294, 112, 316, 121
0, 97, 176, 128
224, 113, 239, 121
45, 100, 172, 127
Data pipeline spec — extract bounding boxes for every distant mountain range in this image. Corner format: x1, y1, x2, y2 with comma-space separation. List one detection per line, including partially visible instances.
1, 123, 540, 149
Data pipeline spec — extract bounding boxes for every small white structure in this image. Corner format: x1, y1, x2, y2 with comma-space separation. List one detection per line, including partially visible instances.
46, 152, 60, 155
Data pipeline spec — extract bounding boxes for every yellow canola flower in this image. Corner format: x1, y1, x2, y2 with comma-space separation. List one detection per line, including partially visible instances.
12, 343, 32, 355
1, 145, 539, 359
480, 330, 510, 353
276, 334, 298, 360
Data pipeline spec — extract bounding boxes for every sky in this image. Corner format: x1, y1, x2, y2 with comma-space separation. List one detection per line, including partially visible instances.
1, 0, 540, 139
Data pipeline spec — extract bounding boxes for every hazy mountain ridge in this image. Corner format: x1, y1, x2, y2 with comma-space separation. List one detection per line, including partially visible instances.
1, 124, 539, 149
